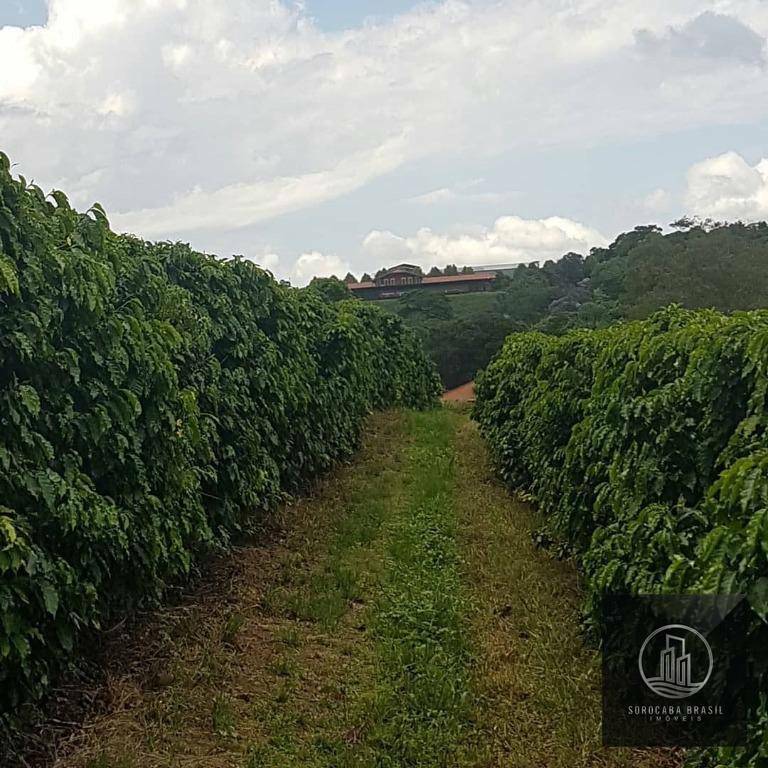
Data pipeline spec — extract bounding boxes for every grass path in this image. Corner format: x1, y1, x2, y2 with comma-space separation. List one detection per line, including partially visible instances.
46, 409, 679, 768
452, 416, 677, 768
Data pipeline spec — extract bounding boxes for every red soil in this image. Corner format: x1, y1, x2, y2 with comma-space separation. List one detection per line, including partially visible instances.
442, 381, 476, 403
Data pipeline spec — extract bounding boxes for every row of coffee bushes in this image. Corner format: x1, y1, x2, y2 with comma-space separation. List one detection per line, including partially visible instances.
0, 153, 441, 716
473, 306, 768, 766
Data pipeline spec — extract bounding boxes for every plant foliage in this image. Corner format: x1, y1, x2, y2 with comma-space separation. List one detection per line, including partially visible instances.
0, 152, 440, 718
473, 306, 768, 766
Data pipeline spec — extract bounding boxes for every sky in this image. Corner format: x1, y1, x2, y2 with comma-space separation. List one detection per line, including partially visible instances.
1, 1, 768, 284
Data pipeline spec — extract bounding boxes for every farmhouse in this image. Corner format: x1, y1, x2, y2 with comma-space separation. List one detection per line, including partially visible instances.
349, 263, 498, 300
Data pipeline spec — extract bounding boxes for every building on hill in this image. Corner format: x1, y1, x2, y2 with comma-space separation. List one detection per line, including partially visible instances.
376, 263, 423, 286
349, 263, 498, 300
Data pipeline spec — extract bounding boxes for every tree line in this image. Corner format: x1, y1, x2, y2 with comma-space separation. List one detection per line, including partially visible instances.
385, 220, 768, 388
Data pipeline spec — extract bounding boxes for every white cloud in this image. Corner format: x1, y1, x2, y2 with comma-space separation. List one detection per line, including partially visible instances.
0, 25, 41, 101
1, 0, 768, 251
634, 12, 766, 66
162, 43, 193, 71
407, 179, 509, 206
289, 251, 351, 286
684, 151, 768, 220
98, 91, 135, 117
642, 188, 672, 212
363, 215, 608, 269
112, 137, 407, 236
408, 187, 457, 205
242, 251, 280, 274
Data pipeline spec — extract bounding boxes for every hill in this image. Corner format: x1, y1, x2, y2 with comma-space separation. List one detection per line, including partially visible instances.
380, 221, 768, 388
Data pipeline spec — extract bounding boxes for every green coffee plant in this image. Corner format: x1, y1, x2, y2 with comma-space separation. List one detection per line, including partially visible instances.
474, 306, 768, 766
0, 152, 440, 719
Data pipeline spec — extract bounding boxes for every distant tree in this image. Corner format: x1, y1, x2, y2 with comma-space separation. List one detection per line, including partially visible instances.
585, 221, 768, 318
388, 220, 768, 390
670, 216, 698, 231
418, 311, 524, 389
343, 272, 357, 284
670, 215, 726, 232
575, 294, 620, 329
361, 272, 373, 282
460, 265, 475, 274
548, 296, 581, 314
375, 268, 387, 278
444, 264, 459, 276
495, 275, 554, 323
533, 312, 574, 336
492, 272, 513, 290
428, 266, 442, 276
544, 252, 585, 286
307, 276, 351, 302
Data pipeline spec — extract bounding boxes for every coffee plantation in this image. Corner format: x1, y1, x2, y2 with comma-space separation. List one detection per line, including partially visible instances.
5, 145, 768, 767
0, 152, 441, 718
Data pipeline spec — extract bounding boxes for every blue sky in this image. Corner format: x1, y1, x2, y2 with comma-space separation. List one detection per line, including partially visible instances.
1, 1, 768, 283
0, 0, 46, 27
305, 0, 423, 31
0, 0, 423, 30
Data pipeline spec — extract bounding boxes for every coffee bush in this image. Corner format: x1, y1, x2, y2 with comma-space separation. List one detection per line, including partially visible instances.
0, 153, 440, 716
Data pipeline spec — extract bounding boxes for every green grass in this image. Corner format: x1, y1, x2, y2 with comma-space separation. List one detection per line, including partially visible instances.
85, 755, 137, 768
443, 291, 499, 316
360, 409, 470, 766
221, 611, 246, 645
453, 418, 676, 768
278, 465, 399, 630
254, 408, 472, 767
212, 694, 237, 738
56, 410, 680, 768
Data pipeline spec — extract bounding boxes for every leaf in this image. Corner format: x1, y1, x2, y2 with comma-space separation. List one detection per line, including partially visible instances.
18, 384, 41, 418
56, 620, 74, 652
748, 578, 768, 622
0, 514, 18, 546
41, 583, 59, 617
35, 471, 57, 510
745, 508, 767, 552
0, 255, 19, 296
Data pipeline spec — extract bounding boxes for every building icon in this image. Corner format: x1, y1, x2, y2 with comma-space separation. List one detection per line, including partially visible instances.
639, 624, 712, 699
660, 634, 691, 687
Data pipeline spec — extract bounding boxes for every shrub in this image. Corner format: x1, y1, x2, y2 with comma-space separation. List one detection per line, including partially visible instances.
473, 306, 768, 766
0, 153, 440, 716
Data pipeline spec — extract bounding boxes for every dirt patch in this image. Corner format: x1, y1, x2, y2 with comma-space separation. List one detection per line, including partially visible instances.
442, 381, 476, 403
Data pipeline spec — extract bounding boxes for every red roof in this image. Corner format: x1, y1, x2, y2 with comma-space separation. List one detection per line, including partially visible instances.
348, 271, 496, 290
